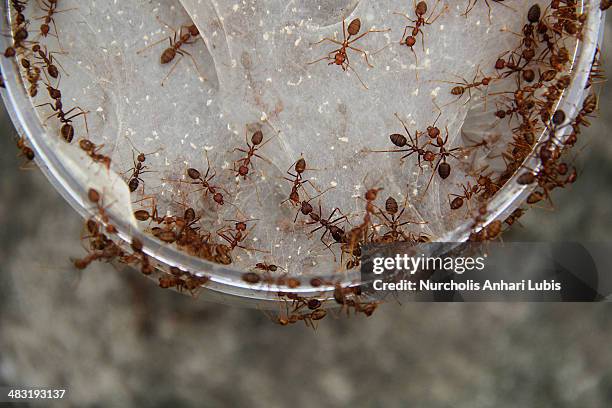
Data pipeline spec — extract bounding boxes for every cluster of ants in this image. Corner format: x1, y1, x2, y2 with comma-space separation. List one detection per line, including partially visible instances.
2, 0, 604, 328
4, 0, 88, 158
461, 0, 600, 242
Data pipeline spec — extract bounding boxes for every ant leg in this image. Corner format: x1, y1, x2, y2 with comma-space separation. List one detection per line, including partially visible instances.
348, 28, 391, 44
347, 63, 368, 90
65, 109, 90, 134
399, 26, 410, 43
392, 12, 417, 23
35, 102, 57, 111
346, 45, 374, 68
48, 51, 69, 76
307, 50, 340, 65
310, 37, 343, 47
176, 48, 207, 82
462, 0, 476, 17
136, 36, 170, 55
160, 55, 183, 86
155, 16, 178, 35
427, 1, 447, 25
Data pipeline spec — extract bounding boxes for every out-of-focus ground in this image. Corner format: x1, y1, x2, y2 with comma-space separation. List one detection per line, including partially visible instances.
1, 13, 612, 408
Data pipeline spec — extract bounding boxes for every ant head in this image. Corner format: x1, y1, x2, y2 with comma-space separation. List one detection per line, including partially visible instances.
187, 24, 199, 37
334, 52, 345, 65
423, 151, 436, 162
427, 126, 440, 139
24, 147, 35, 161
365, 187, 382, 202
213, 192, 224, 205
79, 139, 94, 151
238, 165, 249, 176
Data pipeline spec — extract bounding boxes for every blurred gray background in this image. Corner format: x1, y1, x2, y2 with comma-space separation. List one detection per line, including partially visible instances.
1, 16, 612, 408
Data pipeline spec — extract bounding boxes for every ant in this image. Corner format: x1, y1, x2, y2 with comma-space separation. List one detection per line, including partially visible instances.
21, 57, 42, 97
448, 181, 482, 211
307, 18, 389, 89
137, 19, 205, 86
306, 204, 347, 255
440, 67, 495, 106
79, 138, 111, 169
36, 99, 88, 143
282, 156, 316, 206
367, 113, 435, 169
87, 188, 117, 234
395, 1, 446, 69
254, 262, 282, 273
463, 0, 511, 21
123, 141, 160, 193
423, 127, 464, 193
217, 219, 266, 253
293, 187, 333, 222
182, 164, 227, 206
374, 195, 425, 242
233, 129, 274, 179
32, 44, 65, 79
35, 0, 76, 49
16, 135, 35, 162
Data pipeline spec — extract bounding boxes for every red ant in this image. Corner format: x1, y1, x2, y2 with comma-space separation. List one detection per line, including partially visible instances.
79, 138, 111, 169
282, 156, 316, 206
438, 67, 495, 106
306, 204, 347, 256
16, 135, 35, 162
395, 1, 446, 67
180, 155, 227, 205
36, 97, 89, 143
233, 129, 274, 179
137, 19, 205, 86
367, 113, 435, 170
374, 195, 426, 242
308, 18, 389, 89
87, 188, 117, 234
463, 0, 512, 21
35, 0, 77, 49
32, 44, 65, 79
448, 181, 482, 211
423, 127, 465, 193
124, 141, 160, 193
217, 219, 266, 253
